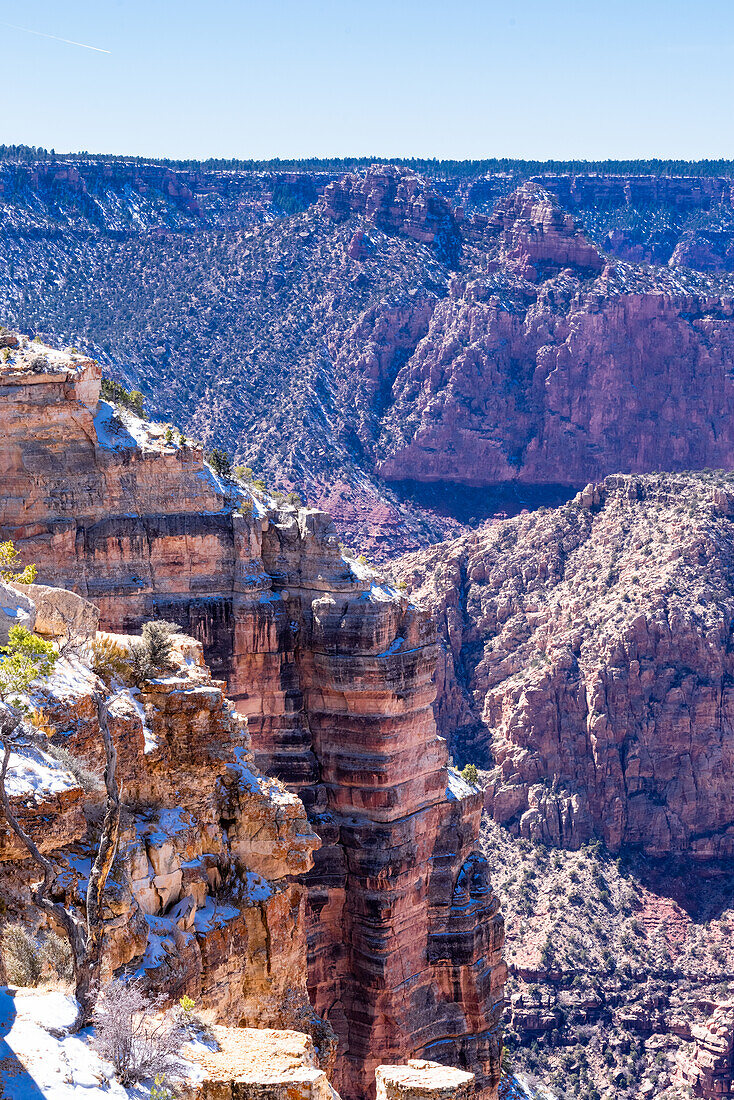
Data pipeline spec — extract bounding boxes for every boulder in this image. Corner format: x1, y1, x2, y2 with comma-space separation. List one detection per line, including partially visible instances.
376, 1061, 475, 1099
0, 580, 35, 644
12, 582, 99, 645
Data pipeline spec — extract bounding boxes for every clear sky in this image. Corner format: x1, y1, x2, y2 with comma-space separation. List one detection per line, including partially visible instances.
2, 0, 733, 162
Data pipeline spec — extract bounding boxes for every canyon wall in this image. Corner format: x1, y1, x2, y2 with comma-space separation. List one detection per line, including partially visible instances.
0, 340, 505, 1100
0, 586, 325, 1051
377, 184, 734, 490
6, 162, 734, 557
395, 472, 734, 860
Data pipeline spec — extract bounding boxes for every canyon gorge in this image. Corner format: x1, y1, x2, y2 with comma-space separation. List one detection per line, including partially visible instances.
4, 157, 734, 555
5, 150, 734, 1100
0, 337, 505, 1099
395, 471, 734, 1098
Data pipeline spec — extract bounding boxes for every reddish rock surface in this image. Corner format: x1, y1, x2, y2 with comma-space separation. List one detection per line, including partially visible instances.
320, 165, 461, 265
6, 163, 734, 556
377, 248, 734, 490
396, 472, 734, 859
0, 340, 506, 1100
485, 183, 603, 280
0, 586, 325, 1052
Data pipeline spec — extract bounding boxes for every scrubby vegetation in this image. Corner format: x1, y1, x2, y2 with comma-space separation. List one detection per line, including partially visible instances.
128, 620, 180, 687
1, 922, 74, 987
91, 980, 187, 1085
485, 820, 734, 1099
0, 540, 37, 585
100, 377, 145, 417
0, 625, 57, 704
90, 635, 131, 683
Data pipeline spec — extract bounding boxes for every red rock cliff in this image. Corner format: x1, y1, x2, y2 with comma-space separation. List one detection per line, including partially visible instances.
0, 584, 325, 1053
377, 187, 734, 490
395, 472, 734, 860
0, 339, 506, 1100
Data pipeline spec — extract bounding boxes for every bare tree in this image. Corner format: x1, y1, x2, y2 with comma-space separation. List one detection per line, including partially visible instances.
0, 692, 120, 1029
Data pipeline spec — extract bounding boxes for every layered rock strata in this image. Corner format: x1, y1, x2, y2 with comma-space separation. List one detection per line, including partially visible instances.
0, 342, 506, 1100
7, 163, 734, 556
378, 193, 734, 489
319, 164, 461, 265
0, 584, 325, 1053
395, 472, 734, 859
8, 166, 734, 557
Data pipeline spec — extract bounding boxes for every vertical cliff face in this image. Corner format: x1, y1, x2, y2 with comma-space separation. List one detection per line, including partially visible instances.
394, 472, 734, 860
0, 338, 505, 1100
236, 515, 505, 1098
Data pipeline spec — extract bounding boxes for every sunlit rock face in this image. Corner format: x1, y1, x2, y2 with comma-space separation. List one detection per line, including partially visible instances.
8, 164, 734, 560
0, 339, 506, 1100
396, 471, 734, 860
0, 582, 325, 1056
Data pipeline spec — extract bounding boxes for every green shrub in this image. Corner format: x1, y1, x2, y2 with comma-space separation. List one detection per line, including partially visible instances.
461, 763, 479, 785
0, 540, 37, 584
207, 448, 232, 478
0, 625, 57, 705
128, 643, 154, 688
100, 378, 145, 417
129, 621, 180, 687
142, 621, 179, 668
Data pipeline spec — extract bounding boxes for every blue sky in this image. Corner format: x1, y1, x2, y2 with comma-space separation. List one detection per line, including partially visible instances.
1, 0, 732, 161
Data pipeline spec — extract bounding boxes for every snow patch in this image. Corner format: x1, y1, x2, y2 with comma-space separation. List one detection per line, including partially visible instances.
4, 740, 78, 800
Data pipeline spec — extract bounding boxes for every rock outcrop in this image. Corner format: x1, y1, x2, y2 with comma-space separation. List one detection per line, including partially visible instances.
674, 1004, 734, 1098
485, 183, 603, 280
319, 165, 461, 265
377, 259, 734, 490
0, 584, 326, 1054
0, 341, 505, 1100
188, 1026, 341, 1100
396, 471, 734, 859
375, 1060, 475, 1100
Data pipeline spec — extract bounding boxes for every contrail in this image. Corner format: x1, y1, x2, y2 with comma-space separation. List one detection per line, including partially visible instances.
0, 20, 110, 53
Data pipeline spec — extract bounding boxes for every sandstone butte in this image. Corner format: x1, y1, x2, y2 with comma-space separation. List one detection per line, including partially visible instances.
0, 335, 506, 1100
395, 471, 734, 861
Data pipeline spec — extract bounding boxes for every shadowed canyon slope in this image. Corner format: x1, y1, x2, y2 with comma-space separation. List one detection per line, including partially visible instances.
395, 473, 734, 859
4, 159, 734, 554
0, 337, 505, 1100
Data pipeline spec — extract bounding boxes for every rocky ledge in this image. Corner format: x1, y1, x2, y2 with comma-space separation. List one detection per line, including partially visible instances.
0, 581, 329, 1058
